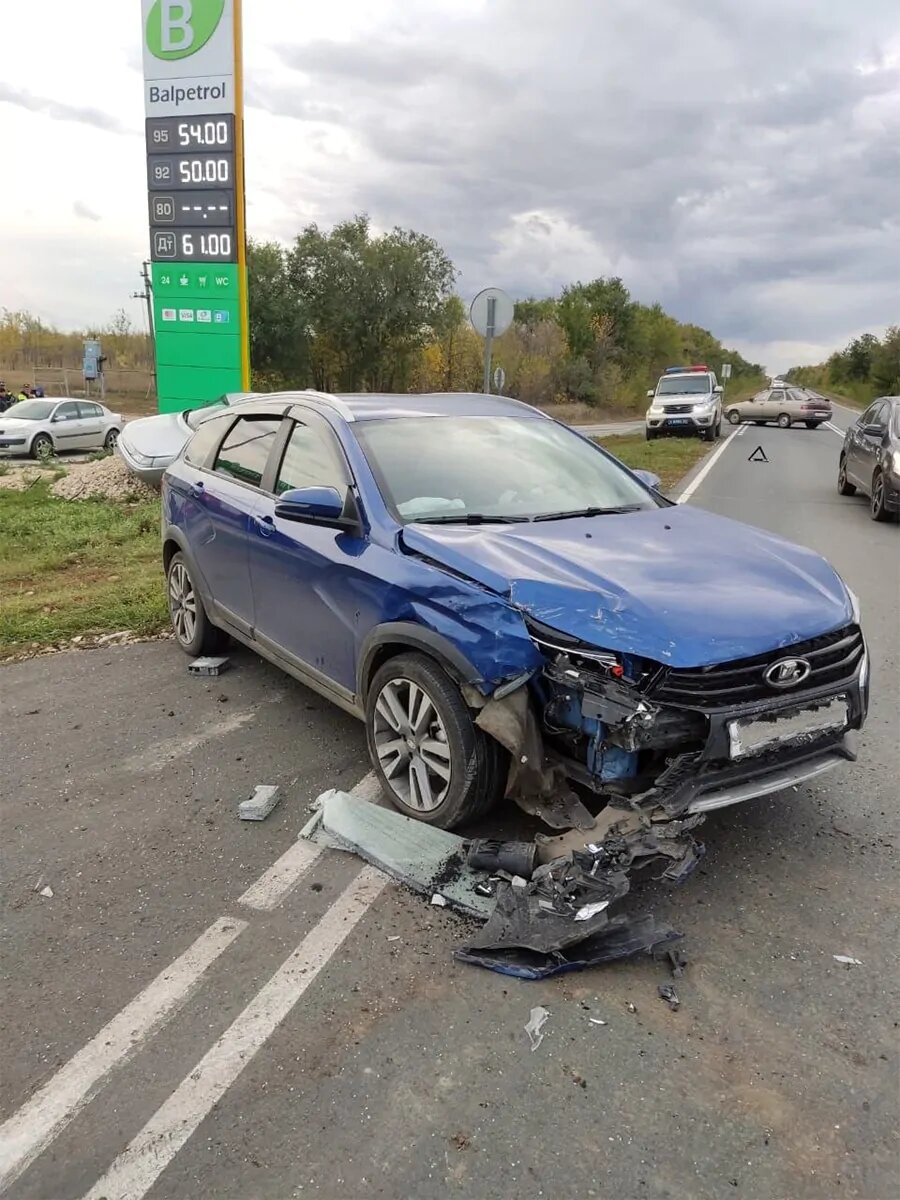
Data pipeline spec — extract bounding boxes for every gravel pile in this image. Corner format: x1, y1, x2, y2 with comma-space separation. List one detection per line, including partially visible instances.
50, 456, 158, 502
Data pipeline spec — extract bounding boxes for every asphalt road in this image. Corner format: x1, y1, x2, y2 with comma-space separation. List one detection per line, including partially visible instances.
2, 412, 897, 1200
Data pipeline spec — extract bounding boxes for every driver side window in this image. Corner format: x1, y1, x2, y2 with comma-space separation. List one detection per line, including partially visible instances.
275, 420, 348, 495
54, 402, 80, 422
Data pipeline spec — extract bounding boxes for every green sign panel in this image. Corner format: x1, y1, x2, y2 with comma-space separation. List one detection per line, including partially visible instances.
142, 0, 249, 414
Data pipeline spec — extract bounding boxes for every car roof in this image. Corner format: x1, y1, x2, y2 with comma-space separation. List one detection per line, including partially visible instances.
222, 391, 548, 423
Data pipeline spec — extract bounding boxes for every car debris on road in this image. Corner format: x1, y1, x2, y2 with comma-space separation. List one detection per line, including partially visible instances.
303, 788, 686, 980
524, 1005, 550, 1051
188, 656, 231, 677
238, 784, 282, 821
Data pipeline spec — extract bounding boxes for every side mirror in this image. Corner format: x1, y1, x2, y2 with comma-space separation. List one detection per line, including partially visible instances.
275, 485, 345, 523
646, 389, 655, 399
713, 385, 724, 394
633, 469, 661, 491
861, 423, 883, 438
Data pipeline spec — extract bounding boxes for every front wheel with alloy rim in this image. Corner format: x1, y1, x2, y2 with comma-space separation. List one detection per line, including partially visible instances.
837, 457, 856, 496
366, 652, 505, 829
31, 433, 54, 461
166, 552, 228, 656
870, 471, 895, 522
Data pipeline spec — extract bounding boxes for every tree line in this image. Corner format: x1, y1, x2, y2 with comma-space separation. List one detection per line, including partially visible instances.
2, 214, 765, 410
785, 327, 900, 403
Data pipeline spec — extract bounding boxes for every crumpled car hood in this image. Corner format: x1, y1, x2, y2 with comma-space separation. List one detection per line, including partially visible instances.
400, 505, 853, 668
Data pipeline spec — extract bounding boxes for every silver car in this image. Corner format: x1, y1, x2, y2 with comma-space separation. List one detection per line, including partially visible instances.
725, 387, 832, 429
0, 398, 122, 460
117, 392, 258, 484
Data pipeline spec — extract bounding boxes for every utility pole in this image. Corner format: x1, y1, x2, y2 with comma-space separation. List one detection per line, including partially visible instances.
131, 260, 156, 391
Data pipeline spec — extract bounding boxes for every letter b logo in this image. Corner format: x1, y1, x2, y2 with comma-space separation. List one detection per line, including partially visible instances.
146, 0, 225, 60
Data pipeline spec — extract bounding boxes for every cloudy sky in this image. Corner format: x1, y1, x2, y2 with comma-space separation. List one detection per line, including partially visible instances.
2, 0, 898, 371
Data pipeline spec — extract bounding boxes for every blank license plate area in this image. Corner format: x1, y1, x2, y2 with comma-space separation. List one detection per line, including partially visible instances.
728, 698, 849, 760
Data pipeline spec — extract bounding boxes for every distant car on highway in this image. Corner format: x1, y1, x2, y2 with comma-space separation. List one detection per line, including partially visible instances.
0, 398, 122, 461
117, 392, 258, 484
645, 365, 723, 441
160, 390, 867, 831
725, 387, 832, 429
838, 396, 900, 522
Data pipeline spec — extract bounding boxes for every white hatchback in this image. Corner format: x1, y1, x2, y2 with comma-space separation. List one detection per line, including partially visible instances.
0, 399, 123, 460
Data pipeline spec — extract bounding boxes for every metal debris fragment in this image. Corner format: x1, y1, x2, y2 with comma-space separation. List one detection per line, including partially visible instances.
188, 655, 231, 677
833, 954, 863, 966
658, 983, 681, 1011
525, 1006, 550, 1051
238, 785, 281, 821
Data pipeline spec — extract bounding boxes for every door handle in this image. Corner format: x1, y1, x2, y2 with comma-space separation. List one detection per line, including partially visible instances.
253, 513, 275, 537
189, 481, 205, 499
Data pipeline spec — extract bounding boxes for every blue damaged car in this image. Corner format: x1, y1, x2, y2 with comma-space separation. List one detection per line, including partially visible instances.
161, 392, 869, 829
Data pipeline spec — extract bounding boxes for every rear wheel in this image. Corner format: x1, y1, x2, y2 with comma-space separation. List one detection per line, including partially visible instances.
837, 456, 856, 496
870, 471, 895, 522
726, 410, 741, 425
366, 652, 504, 829
104, 428, 119, 450
804, 421, 819, 429
167, 552, 228, 656
777, 413, 792, 428
30, 433, 54, 461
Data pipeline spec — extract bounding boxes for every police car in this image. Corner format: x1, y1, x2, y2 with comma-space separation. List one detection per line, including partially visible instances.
645, 366, 724, 442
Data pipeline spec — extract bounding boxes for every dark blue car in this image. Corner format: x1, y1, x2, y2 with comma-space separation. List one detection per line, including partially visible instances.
162, 391, 868, 829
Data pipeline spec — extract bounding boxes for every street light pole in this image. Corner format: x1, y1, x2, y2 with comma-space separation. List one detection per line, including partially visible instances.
131, 260, 156, 392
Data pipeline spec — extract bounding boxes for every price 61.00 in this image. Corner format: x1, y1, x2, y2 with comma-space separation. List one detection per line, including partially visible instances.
180, 232, 233, 258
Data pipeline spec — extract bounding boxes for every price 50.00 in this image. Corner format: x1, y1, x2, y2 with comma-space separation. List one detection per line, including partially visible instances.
178, 158, 230, 184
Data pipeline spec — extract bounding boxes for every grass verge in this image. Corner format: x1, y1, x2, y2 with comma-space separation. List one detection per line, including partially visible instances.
0, 482, 166, 658
595, 433, 712, 492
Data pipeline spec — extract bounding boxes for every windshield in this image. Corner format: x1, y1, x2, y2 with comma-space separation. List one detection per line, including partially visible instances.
656, 375, 711, 397
185, 399, 227, 429
355, 416, 659, 522
3, 400, 56, 421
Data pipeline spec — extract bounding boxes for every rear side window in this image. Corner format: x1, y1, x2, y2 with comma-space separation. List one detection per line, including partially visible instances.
184, 416, 229, 467
76, 402, 102, 418
274, 420, 347, 495
213, 417, 281, 488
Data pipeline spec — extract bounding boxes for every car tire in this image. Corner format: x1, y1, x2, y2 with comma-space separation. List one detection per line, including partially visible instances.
726, 410, 741, 425
837, 456, 856, 496
167, 552, 228, 657
715, 416, 723, 438
701, 426, 716, 442
777, 413, 791, 428
366, 652, 505, 829
870, 471, 895, 522
645, 429, 656, 441
104, 428, 119, 450
30, 433, 54, 461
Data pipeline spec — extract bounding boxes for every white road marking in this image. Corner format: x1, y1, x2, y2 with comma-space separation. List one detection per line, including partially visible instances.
0, 917, 247, 1194
82, 866, 389, 1200
823, 421, 845, 438
237, 771, 381, 910
120, 709, 257, 774
677, 425, 746, 503
237, 838, 323, 910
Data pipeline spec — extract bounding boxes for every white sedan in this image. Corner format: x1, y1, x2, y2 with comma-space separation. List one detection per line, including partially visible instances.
0, 398, 123, 461
116, 392, 257, 484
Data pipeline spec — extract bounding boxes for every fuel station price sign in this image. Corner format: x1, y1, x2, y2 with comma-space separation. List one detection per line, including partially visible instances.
141, 0, 249, 412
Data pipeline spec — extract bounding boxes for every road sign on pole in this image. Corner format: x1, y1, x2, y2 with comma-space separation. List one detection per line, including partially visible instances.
141, 0, 249, 413
470, 288, 514, 395
722, 363, 732, 380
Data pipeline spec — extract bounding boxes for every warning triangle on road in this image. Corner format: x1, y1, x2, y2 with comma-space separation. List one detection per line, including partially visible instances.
748, 445, 769, 463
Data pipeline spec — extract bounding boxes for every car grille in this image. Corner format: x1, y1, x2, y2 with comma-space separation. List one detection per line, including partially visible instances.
663, 404, 693, 415
648, 625, 864, 709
